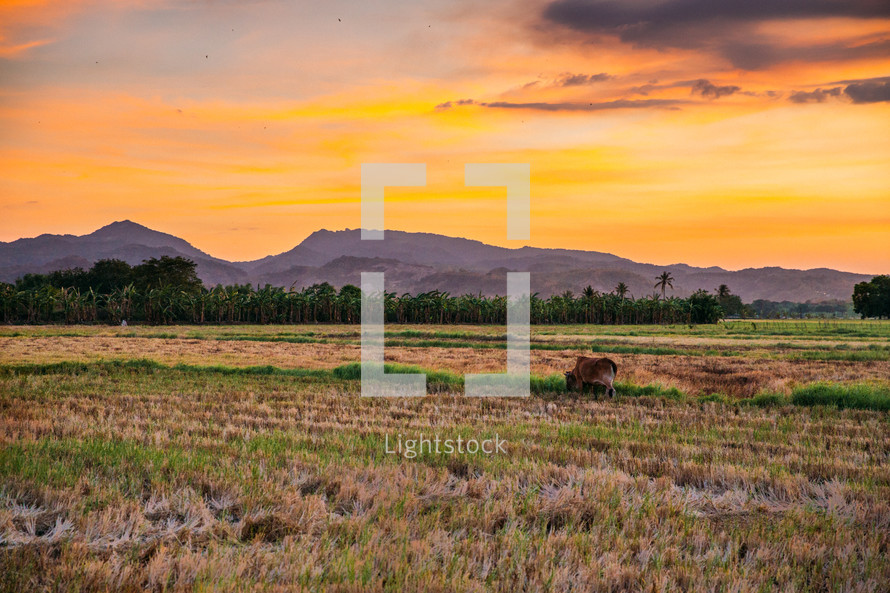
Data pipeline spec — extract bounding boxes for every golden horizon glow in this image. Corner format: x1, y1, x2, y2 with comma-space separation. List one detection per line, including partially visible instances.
1, 1, 888, 274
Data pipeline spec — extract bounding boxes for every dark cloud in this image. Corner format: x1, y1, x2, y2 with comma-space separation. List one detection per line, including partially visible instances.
630, 78, 746, 97
844, 80, 890, 103
630, 83, 658, 96
541, 0, 890, 70
435, 98, 476, 110
557, 72, 612, 86
788, 87, 842, 103
720, 38, 890, 70
481, 99, 684, 111
517, 73, 613, 90
544, 0, 890, 29
690, 79, 741, 99
786, 76, 890, 104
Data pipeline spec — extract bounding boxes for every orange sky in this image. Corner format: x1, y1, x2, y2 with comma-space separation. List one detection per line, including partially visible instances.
1, 0, 888, 272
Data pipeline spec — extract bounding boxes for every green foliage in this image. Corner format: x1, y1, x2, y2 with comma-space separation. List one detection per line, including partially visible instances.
0, 278, 735, 325
715, 285, 748, 317
89, 259, 134, 293
853, 275, 890, 319
791, 382, 890, 411
750, 299, 851, 319
686, 289, 724, 324
0, 262, 853, 327
655, 271, 674, 299
133, 256, 202, 293
16, 258, 135, 293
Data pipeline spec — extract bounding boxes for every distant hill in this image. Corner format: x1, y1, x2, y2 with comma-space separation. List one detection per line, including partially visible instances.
0, 221, 874, 301
0, 221, 249, 287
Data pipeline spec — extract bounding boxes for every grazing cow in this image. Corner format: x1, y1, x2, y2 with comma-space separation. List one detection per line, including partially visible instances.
564, 356, 617, 398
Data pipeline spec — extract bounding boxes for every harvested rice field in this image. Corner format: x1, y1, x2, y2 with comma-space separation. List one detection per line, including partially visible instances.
1, 321, 889, 591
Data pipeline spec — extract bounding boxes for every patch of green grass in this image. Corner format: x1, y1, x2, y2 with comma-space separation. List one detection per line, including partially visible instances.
332, 362, 464, 392
0, 359, 166, 376
789, 349, 890, 362
613, 381, 685, 400
534, 376, 685, 401
387, 339, 491, 349
0, 437, 217, 492
791, 382, 890, 411
529, 373, 568, 395
719, 320, 890, 337
216, 335, 326, 344
0, 359, 330, 380
387, 330, 510, 342
117, 332, 180, 339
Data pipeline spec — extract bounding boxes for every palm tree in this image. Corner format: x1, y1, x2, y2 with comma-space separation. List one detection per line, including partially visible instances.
614, 282, 629, 300
0, 283, 16, 323
655, 271, 674, 299
716, 284, 730, 299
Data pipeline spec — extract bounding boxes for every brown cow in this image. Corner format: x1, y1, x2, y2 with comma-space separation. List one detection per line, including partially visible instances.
564, 356, 617, 398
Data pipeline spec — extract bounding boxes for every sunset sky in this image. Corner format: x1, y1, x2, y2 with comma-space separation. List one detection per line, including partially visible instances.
1, 0, 888, 273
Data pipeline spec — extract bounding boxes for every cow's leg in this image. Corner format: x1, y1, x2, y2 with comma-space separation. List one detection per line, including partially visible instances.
588, 380, 606, 399
593, 379, 614, 399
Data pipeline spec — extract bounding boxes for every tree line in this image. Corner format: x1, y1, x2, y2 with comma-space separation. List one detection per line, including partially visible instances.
1, 256, 738, 325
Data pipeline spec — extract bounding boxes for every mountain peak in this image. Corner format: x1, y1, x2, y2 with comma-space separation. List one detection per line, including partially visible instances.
91, 220, 152, 236
83, 220, 220, 262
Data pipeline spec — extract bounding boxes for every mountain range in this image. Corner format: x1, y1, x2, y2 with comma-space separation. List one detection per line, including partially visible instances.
0, 220, 874, 302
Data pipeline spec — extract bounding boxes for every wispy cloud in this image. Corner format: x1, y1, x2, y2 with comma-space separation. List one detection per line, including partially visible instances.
435, 98, 476, 110
436, 98, 684, 112
789, 87, 842, 104
690, 79, 741, 99
0, 37, 55, 58
555, 72, 612, 87
787, 77, 890, 104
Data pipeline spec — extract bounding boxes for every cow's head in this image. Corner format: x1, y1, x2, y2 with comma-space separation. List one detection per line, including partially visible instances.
564, 371, 578, 391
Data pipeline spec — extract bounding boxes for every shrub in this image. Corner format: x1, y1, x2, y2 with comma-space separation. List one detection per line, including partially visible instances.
791, 382, 890, 411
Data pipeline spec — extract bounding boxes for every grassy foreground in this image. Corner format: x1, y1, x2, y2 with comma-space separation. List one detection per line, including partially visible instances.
1, 323, 889, 591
